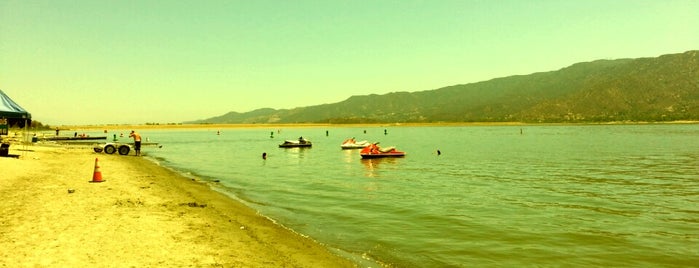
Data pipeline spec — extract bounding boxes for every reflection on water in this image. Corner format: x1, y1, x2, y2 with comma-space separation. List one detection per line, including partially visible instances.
360, 157, 401, 177
341, 149, 357, 163
278, 146, 310, 159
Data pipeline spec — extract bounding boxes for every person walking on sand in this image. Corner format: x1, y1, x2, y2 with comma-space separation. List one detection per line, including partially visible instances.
129, 130, 142, 156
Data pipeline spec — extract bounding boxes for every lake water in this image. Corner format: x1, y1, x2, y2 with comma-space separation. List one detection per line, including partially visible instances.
138, 124, 698, 267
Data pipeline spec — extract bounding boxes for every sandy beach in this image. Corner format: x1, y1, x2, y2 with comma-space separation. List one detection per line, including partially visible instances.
0, 142, 356, 267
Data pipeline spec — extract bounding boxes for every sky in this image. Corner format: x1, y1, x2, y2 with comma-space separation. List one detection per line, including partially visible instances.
1, 0, 698, 125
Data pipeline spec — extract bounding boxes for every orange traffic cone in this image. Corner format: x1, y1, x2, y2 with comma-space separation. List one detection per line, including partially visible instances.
90, 157, 104, 183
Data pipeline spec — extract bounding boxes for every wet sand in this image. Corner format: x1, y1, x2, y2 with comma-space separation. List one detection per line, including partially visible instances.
0, 144, 356, 267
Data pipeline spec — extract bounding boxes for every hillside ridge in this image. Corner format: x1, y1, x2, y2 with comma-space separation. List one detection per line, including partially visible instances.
188, 50, 699, 124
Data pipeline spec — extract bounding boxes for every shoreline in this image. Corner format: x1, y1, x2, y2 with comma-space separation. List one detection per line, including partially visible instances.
0, 144, 357, 267
51, 120, 699, 131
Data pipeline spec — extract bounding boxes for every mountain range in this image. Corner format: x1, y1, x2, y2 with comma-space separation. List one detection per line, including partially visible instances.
188, 50, 699, 124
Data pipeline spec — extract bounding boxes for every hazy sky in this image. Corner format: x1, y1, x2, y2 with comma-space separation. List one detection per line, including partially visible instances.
1, 0, 698, 125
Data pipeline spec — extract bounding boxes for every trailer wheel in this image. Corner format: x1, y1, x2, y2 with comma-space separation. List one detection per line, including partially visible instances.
118, 145, 130, 155
93, 147, 103, 153
104, 145, 116, 154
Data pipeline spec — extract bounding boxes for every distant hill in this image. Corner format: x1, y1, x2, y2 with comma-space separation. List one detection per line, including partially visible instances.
187, 50, 699, 124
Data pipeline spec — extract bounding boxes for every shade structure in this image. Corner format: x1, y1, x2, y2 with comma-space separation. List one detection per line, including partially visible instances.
0, 89, 31, 128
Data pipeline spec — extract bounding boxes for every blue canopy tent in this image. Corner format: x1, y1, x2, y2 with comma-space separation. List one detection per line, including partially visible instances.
0, 89, 31, 129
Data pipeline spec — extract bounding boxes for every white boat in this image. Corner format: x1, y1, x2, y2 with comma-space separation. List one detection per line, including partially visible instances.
341, 138, 371, 149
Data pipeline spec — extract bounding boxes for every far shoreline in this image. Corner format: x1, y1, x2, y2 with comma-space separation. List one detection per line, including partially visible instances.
55, 120, 699, 131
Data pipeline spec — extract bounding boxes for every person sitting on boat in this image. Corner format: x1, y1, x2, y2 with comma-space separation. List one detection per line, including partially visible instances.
371, 143, 380, 154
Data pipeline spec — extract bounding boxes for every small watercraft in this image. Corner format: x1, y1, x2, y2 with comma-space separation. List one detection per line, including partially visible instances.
279, 137, 312, 148
360, 143, 405, 158
341, 138, 371, 149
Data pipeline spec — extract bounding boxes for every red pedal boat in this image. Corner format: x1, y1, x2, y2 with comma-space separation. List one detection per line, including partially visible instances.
360, 143, 405, 158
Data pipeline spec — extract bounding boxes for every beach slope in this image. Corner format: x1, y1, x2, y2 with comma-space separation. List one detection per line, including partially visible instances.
0, 145, 355, 267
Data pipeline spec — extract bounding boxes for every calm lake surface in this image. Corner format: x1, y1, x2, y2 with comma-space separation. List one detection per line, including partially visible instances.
139, 124, 698, 267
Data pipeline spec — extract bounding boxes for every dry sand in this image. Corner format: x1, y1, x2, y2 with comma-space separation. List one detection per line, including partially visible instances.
0, 143, 356, 267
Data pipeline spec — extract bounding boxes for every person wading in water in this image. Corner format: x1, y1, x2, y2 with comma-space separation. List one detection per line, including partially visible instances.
129, 130, 142, 156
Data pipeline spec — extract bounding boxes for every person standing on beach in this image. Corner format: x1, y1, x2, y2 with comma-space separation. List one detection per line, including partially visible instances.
129, 130, 142, 156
